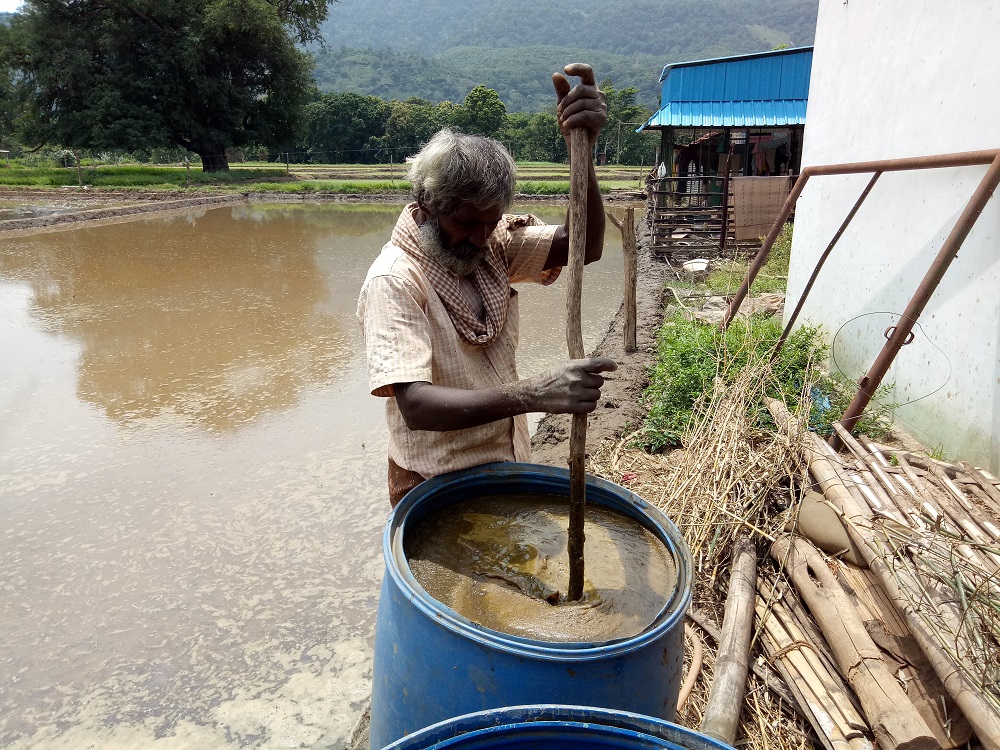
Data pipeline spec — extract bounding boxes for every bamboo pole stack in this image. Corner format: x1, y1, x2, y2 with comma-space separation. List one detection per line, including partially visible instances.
771, 536, 937, 750
586, 330, 1000, 749
755, 580, 875, 750
767, 399, 1000, 750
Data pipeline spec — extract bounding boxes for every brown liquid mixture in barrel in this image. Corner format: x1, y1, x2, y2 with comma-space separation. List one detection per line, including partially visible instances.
405, 494, 676, 643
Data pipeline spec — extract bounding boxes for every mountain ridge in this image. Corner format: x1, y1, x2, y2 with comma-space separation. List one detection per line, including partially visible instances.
313, 0, 818, 111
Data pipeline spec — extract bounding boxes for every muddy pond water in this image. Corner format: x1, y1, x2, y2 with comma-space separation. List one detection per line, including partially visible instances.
0, 202, 623, 749
407, 494, 676, 643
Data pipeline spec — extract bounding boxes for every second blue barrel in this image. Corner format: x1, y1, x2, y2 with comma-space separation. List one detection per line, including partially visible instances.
382, 705, 733, 749
369, 463, 693, 749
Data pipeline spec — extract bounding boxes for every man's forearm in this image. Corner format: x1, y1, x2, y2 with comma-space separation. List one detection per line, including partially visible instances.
394, 380, 532, 432
584, 156, 605, 263
393, 358, 617, 432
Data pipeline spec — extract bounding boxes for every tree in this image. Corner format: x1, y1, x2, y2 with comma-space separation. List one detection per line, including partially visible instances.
375, 97, 446, 159
7, 0, 329, 171
451, 85, 507, 139
502, 111, 564, 163
599, 79, 655, 166
0, 20, 17, 146
301, 92, 389, 163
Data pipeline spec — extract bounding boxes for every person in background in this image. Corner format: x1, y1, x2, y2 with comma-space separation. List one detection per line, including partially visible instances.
357, 63, 614, 505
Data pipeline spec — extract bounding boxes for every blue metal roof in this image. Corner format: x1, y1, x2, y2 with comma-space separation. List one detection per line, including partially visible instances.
642, 47, 813, 130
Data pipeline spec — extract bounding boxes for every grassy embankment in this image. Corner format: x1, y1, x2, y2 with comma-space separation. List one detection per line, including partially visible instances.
0, 161, 647, 195
639, 223, 895, 452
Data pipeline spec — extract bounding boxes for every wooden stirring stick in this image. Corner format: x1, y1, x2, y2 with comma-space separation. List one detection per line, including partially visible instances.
566, 125, 589, 601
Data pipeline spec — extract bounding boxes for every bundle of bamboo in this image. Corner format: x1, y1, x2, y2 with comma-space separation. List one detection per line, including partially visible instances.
590, 354, 819, 750
589, 354, 1000, 749
767, 400, 1000, 749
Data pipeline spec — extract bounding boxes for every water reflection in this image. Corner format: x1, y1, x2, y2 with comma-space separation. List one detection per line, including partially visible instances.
0, 202, 622, 749
2, 207, 373, 432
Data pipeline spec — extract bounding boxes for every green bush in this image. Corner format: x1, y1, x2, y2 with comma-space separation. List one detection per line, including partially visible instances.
809, 371, 896, 442
641, 312, 824, 451
54, 150, 77, 168
640, 309, 896, 451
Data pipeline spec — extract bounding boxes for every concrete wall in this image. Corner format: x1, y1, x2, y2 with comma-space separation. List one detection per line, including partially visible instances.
786, 0, 1000, 471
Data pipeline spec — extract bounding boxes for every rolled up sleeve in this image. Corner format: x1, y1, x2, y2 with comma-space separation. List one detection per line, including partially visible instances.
504, 216, 561, 285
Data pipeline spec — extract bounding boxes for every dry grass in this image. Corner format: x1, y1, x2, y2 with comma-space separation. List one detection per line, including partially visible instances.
588, 348, 820, 749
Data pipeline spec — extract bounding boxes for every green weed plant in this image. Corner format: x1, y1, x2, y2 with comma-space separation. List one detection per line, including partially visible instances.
0, 164, 285, 188
640, 311, 895, 452
641, 312, 821, 451
704, 222, 793, 295
516, 180, 612, 195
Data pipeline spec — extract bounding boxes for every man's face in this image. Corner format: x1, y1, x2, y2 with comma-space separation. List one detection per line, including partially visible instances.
418, 202, 504, 276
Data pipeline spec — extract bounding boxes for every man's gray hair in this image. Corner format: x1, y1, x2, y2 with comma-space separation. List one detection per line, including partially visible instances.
408, 129, 516, 215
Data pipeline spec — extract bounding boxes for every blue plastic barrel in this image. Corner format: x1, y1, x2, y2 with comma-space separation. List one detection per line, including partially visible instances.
369, 463, 693, 750
382, 705, 733, 750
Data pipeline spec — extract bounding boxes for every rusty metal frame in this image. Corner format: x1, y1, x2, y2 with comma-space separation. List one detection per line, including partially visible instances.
719, 148, 1000, 441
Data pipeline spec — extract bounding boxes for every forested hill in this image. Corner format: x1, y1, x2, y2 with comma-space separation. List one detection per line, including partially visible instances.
313, 0, 818, 112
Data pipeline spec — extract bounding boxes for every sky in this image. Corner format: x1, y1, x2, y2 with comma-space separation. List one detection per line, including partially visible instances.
0, 1, 22, 12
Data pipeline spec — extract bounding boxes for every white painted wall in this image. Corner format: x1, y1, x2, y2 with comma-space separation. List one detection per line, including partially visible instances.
786, 0, 1000, 471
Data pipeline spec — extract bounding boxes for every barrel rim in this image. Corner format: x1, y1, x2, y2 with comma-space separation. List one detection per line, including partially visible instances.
383, 462, 693, 660
380, 704, 735, 749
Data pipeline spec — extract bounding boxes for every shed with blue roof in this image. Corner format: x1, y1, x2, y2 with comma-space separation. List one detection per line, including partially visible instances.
640, 47, 813, 255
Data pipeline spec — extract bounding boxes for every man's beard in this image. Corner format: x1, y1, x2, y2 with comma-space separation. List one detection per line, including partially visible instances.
418, 219, 484, 276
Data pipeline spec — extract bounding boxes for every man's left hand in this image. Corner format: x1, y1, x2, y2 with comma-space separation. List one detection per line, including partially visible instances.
552, 63, 607, 148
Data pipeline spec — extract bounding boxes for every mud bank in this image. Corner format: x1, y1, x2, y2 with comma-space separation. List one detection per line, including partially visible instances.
0, 188, 645, 237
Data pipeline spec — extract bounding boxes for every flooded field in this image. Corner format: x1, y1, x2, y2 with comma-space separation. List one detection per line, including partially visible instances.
0, 202, 623, 749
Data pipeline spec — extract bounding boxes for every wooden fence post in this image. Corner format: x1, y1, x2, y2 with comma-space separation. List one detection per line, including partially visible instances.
701, 536, 757, 745
608, 207, 638, 353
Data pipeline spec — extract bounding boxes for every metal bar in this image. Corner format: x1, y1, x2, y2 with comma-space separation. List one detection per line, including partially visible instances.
773, 172, 882, 355
720, 148, 1000, 330
836, 153, 1000, 441
804, 149, 999, 177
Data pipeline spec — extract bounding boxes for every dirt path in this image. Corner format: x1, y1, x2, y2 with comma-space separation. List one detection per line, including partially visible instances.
0, 191, 245, 235
0, 187, 646, 234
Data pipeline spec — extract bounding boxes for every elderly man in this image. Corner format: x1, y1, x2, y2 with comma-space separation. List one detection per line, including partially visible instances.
358, 64, 615, 505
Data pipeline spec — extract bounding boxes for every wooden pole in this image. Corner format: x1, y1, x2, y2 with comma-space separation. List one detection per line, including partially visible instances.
701, 536, 757, 745
566, 126, 589, 601
607, 207, 637, 353
622, 207, 637, 353
771, 536, 937, 750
